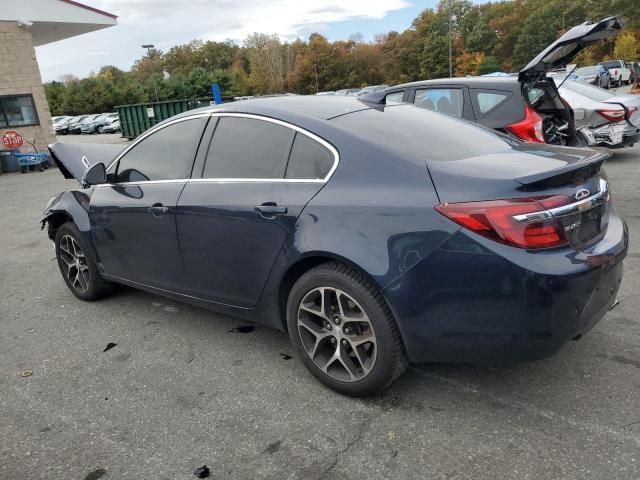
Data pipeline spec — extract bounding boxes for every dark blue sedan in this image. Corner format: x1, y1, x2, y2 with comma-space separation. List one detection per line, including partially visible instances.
44, 96, 628, 396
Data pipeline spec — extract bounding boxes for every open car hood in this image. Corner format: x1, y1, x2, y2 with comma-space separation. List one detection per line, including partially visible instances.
48, 142, 124, 182
519, 16, 626, 83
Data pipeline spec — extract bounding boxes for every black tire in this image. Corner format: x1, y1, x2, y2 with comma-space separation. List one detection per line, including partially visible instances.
54, 222, 115, 301
287, 262, 408, 396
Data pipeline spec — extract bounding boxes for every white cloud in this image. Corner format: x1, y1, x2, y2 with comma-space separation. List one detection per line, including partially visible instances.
35, 0, 411, 81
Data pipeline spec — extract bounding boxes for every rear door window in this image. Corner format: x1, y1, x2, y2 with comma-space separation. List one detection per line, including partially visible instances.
414, 88, 464, 118
285, 133, 334, 180
203, 116, 294, 179
471, 90, 510, 116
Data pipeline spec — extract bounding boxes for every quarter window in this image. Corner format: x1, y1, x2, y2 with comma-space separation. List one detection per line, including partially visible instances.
474, 91, 509, 115
285, 133, 334, 179
414, 88, 464, 118
385, 91, 405, 104
203, 116, 294, 179
115, 117, 206, 182
0, 95, 39, 127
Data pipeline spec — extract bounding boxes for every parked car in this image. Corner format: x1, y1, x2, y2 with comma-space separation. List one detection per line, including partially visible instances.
52, 116, 70, 124
357, 85, 388, 96
100, 119, 120, 134
556, 78, 640, 147
335, 88, 360, 96
68, 115, 97, 135
44, 95, 627, 396
599, 60, 631, 86
366, 16, 626, 147
315, 91, 335, 96
627, 62, 639, 84
56, 116, 85, 135
573, 65, 611, 89
81, 114, 118, 134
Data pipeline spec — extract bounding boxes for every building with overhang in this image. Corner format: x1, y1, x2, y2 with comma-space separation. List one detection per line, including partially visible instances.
0, 0, 116, 152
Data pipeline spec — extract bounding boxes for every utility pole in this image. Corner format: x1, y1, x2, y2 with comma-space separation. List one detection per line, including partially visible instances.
142, 44, 159, 103
314, 54, 319, 93
448, 0, 453, 78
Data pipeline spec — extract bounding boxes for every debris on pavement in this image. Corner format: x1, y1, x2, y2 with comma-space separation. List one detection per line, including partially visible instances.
103, 342, 117, 352
83, 468, 107, 480
229, 325, 254, 334
609, 299, 621, 311
20, 370, 32, 377
279, 353, 292, 360
194, 465, 210, 478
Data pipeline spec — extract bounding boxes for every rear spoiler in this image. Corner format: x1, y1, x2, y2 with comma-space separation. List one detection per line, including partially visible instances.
515, 150, 610, 188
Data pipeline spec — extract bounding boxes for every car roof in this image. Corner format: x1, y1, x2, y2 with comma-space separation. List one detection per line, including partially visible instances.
175, 95, 377, 123
388, 76, 520, 90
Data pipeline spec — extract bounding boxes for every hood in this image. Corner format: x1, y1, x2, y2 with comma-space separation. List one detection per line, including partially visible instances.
519, 16, 625, 83
48, 142, 124, 182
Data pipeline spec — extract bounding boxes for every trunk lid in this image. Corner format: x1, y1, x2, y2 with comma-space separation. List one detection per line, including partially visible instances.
48, 142, 124, 182
428, 143, 611, 250
519, 16, 626, 84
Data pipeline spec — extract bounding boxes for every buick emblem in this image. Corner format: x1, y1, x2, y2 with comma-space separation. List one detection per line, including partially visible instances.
575, 188, 590, 200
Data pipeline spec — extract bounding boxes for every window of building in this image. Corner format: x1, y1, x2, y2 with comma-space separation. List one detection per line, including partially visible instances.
0, 95, 39, 127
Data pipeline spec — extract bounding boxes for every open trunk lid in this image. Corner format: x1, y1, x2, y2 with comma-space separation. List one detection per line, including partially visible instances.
48, 142, 124, 182
428, 143, 611, 250
519, 16, 626, 84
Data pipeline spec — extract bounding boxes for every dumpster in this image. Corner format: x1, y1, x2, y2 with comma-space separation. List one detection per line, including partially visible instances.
115, 98, 213, 139
0, 149, 20, 173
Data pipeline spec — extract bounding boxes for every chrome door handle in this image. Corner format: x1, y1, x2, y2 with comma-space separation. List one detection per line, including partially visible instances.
148, 204, 169, 216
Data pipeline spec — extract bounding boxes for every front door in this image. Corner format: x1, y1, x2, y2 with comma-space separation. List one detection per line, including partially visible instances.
177, 114, 337, 307
90, 115, 209, 291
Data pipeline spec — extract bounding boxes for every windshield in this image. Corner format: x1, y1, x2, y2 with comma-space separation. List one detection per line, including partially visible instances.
576, 66, 598, 75
561, 80, 614, 101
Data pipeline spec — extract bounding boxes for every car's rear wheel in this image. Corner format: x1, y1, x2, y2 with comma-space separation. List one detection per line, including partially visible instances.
55, 222, 115, 301
287, 262, 407, 396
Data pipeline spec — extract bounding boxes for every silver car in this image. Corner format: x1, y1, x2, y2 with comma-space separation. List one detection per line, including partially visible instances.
556, 79, 640, 147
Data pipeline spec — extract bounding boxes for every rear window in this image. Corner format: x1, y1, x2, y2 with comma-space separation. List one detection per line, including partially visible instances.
576, 66, 598, 75
285, 133, 334, 179
561, 80, 613, 101
600, 61, 621, 69
330, 105, 514, 162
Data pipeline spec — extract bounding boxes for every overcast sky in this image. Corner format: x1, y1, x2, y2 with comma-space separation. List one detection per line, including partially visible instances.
35, 0, 446, 81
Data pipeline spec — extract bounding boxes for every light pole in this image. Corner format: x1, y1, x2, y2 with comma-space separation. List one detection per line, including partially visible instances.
142, 44, 159, 103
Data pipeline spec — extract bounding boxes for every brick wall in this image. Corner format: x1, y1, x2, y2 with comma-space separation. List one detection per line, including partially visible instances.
0, 21, 56, 152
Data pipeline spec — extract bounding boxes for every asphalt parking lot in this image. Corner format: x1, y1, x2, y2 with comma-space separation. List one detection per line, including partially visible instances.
1, 144, 639, 480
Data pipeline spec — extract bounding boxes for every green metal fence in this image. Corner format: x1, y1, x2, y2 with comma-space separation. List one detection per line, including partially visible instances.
115, 98, 215, 139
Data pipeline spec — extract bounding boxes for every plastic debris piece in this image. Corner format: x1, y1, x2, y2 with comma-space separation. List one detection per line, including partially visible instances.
21, 370, 33, 377
279, 353, 292, 360
194, 465, 210, 478
229, 325, 254, 334
103, 342, 117, 352
83, 468, 107, 480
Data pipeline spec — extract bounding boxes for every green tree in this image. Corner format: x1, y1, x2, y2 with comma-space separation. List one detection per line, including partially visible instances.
512, 3, 562, 70
613, 32, 638, 61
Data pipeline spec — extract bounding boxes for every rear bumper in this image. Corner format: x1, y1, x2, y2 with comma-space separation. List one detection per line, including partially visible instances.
592, 121, 640, 147
382, 210, 628, 364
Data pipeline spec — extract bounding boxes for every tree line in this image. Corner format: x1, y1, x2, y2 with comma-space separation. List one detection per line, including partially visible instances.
44, 0, 640, 116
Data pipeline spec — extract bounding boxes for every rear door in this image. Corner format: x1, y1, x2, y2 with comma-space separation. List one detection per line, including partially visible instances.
90, 115, 209, 291
176, 114, 337, 307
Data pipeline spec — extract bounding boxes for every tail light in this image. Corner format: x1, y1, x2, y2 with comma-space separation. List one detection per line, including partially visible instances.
597, 109, 626, 122
505, 105, 545, 143
435, 195, 575, 249
626, 106, 638, 120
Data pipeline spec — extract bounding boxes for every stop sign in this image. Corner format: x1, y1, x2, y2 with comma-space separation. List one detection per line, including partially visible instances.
2, 130, 23, 150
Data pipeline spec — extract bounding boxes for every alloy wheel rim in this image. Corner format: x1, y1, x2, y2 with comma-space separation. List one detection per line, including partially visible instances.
58, 235, 90, 293
297, 287, 377, 382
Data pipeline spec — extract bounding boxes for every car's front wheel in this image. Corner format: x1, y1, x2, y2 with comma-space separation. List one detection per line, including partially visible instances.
55, 222, 115, 301
287, 262, 407, 396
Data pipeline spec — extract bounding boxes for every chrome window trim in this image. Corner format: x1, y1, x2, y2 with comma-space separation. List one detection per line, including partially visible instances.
513, 179, 609, 223
103, 111, 340, 186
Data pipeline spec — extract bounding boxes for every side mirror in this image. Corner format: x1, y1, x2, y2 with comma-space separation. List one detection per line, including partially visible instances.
83, 162, 106, 186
